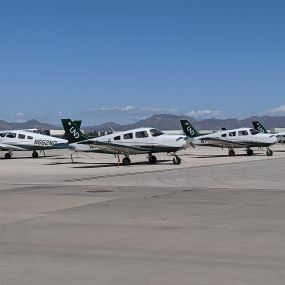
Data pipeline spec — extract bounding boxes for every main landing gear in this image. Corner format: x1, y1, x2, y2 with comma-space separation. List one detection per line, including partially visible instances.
228, 149, 235, 156
32, 151, 39, 158
266, 149, 273, 156
4, 152, 12, 159
148, 154, 157, 164
247, 149, 254, 156
173, 155, 181, 165
122, 157, 131, 166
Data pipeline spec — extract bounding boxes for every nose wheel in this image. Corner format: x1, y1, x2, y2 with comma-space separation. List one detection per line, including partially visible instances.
266, 149, 273, 156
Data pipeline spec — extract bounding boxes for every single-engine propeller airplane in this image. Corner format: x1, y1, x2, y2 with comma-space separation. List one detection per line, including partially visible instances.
61, 119, 187, 165
180, 120, 277, 156
0, 129, 68, 159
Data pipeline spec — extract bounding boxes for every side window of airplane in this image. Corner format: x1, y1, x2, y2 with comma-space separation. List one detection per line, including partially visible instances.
0, 132, 7, 137
113, 136, 121, 141
221, 133, 227, 137
27, 136, 33, 140
6, 133, 16, 138
123, 133, 133, 139
238, 130, 248, 136
18, 134, 25, 139
135, 131, 149, 138
249, 129, 259, 135
150, 129, 164, 137
229, 131, 236, 137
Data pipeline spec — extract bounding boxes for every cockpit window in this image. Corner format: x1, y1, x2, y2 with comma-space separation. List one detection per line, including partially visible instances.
0, 132, 7, 137
229, 131, 236, 137
113, 135, 121, 141
6, 133, 16, 138
150, 129, 163, 137
249, 129, 259, 135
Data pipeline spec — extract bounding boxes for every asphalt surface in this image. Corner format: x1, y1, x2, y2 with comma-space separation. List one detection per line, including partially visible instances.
0, 145, 285, 285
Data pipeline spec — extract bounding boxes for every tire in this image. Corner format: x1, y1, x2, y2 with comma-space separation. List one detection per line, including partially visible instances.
173, 156, 181, 165
122, 157, 131, 165
149, 155, 157, 164
247, 149, 253, 156
32, 151, 39, 158
228, 150, 235, 156
266, 149, 273, 156
4, 153, 11, 159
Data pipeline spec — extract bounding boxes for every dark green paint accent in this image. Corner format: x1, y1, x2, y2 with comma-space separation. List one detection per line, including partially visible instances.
252, 121, 268, 133
180, 120, 200, 138
61, 119, 89, 143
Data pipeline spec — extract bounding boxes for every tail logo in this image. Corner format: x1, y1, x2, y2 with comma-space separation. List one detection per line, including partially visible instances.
186, 126, 195, 136
69, 127, 80, 139
257, 124, 265, 133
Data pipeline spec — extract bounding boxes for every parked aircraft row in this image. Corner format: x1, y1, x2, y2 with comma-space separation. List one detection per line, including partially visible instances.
0, 119, 281, 164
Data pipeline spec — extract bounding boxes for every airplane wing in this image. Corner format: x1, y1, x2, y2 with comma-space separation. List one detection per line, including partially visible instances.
201, 137, 249, 148
79, 140, 150, 155
0, 143, 26, 151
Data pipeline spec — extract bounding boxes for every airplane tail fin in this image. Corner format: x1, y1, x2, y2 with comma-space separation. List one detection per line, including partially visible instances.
252, 121, 268, 133
73, 120, 82, 130
180, 120, 201, 138
61, 119, 89, 144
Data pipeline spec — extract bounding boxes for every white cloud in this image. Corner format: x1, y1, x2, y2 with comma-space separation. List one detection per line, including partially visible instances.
185, 109, 221, 118
14, 112, 27, 123
99, 106, 136, 112
266, 104, 285, 115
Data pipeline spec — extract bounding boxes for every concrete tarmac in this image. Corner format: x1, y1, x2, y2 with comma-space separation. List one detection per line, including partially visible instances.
0, 145, 285, 284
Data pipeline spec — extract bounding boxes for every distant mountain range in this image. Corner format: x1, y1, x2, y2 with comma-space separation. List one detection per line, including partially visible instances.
0, 119, 60, 131
1, 115, 285, 131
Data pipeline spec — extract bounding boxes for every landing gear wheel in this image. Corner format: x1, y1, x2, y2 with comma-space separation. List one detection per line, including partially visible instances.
266, 149, 273, 156
148, 155, 157, 164
4, 153, 11, 159
32, 151, 39, 158
247, 149, 253, 156
122, 157, 131, 165
228, 149, 235, 156
173, 156, 181, 165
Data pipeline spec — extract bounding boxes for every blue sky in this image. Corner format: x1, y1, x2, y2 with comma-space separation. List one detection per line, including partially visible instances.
0, 0, 285, 125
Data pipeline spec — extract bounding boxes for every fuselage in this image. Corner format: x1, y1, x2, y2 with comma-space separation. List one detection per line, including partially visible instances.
70, 127, 187, 154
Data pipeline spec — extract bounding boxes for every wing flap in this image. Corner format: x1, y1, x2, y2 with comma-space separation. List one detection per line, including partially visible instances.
201, 137, 247, 148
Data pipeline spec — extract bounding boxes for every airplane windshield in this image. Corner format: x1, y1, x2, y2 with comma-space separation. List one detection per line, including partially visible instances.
150, 129, 164, 137
0, 132, 7, 137
249, 129, 259, 135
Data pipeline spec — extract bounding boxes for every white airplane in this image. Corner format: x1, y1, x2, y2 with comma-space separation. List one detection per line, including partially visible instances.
61, 119, 187, 165
252, 121, 285, 143
180, 120, 277, 156
0, 129, 68, 159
